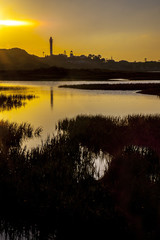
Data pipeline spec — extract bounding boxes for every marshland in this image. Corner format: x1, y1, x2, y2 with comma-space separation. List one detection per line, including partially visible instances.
0, 80, 160, 239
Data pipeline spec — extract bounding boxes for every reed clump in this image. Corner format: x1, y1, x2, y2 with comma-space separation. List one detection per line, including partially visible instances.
0, 94, 36, 111
0, 115, 160, 239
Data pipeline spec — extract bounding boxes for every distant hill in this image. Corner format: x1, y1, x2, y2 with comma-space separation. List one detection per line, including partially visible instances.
0, 48, 160, 74
0, 48, 49, 70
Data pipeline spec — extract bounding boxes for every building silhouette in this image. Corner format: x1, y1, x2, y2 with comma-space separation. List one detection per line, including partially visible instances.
70, 50, 74, 57
49, 37, 53, 56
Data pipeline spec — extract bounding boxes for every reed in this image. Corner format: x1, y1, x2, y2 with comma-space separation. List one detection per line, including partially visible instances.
0, 114, 160, 239
0, 94, 36, 111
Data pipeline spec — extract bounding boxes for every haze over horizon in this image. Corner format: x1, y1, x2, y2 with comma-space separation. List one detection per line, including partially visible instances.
0, 0, 160, 62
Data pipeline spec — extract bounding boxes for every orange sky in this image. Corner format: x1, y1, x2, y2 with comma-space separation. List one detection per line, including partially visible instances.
0, 0, 160, 61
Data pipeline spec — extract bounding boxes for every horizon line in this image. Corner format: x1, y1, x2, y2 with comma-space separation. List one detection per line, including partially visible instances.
0, 47, 160, 63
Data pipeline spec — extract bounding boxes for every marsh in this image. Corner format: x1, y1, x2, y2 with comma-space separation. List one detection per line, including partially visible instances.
0, 80, 160, 149
0, 114, 160, 239
0, 80, 160, 239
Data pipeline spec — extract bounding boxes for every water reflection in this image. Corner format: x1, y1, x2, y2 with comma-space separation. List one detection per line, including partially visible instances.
50, 87, 54, 110
0, 221, 41, 240
93, 151, 112, 179
79, 146, 111, 180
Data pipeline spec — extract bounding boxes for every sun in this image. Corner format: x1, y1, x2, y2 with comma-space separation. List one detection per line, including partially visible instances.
0, 20, 34, 26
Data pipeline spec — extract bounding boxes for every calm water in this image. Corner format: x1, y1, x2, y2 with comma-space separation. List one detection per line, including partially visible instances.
0, 80, 160, 149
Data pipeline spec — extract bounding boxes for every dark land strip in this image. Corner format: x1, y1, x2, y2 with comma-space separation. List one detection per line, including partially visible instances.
1, 67, 160, 80
0, 86, 27, 91
59, 83, 160, 96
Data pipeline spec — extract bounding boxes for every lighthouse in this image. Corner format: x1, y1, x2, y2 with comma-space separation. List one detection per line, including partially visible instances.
49, 37, 53, 56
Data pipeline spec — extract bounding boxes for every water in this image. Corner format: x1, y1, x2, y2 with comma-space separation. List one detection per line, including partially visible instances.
0, 80, 160, 148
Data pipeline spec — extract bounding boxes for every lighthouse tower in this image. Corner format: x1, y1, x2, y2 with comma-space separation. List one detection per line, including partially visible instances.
49, 37, 53, 56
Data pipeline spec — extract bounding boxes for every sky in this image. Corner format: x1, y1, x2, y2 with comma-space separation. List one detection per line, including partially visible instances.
0, 0, 160, 61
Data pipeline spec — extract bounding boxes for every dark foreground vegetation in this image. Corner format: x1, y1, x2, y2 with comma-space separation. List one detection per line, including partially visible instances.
1, 67, 160, 81
0, 115, 160, 239
60, 83, 160, 96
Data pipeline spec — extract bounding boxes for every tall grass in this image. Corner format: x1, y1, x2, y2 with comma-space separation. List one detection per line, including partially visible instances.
58, 114, 160, 155
0, 115, 160, 239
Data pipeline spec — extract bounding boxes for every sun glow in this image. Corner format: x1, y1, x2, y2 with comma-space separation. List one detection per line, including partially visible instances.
0, 20, 34, 26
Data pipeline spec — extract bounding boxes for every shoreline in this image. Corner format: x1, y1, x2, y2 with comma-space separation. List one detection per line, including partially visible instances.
1, 67, 160, 81
59, 83, 160, 96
